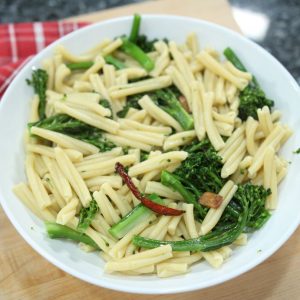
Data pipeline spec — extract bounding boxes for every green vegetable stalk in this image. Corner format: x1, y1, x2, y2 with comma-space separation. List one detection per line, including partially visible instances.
28, 114, 115, 152
161, 170, 205, 219
109, 194, 163, 239
66, 61, 94, 70
104, 55, 126, 70
133, 181, 272, 251
133, 182, 272, 252
45, 222, 99, 249
153, 89, 194, 130
129, 14, 141, 43
223, 47, 274, 120
133, 207, 247, 252
26, 69, 48, 120
121, 37, 154, 71
160, 139, 225, 220
116, 86, 193, 127
66, 56, 125, 71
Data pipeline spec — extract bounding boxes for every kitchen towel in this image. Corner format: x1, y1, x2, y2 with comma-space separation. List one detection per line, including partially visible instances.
0, 21, 88, 98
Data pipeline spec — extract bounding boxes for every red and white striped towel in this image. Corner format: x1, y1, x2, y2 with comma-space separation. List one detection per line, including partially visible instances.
0, 21, 89, 98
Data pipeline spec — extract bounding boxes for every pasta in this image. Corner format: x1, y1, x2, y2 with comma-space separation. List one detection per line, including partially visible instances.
13, 15, 292, 279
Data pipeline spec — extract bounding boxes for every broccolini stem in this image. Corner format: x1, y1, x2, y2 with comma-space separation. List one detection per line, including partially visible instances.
225, 203, 240, 219
45, 222, 99, 249
155, 89, 194, 131
109, 193, 164, 239
66, 61, 94, 70
66, 57, 125, 71
161, 170, 206, 219
133, 213, 246, 252
121, 37, 154, 71
129, 14, 141, 43
104, 55, 126, 70
223, 47, 247, 72
223, 47, 259, 88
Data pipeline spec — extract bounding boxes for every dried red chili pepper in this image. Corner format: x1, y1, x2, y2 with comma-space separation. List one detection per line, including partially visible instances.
115, 162, 184, 216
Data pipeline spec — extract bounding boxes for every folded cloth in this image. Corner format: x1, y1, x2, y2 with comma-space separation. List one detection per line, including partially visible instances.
0, 21, 89, 98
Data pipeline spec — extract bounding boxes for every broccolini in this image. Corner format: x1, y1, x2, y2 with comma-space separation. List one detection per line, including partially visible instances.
77, 199, 99, 233
117, 93, 142, 118
109, 194, 163, 239
117, 86, 194, 131
132, 183, 272, 251
151, 88, 194, 130
234, 183, 271, 232
129, 13, 141, 43
28, 114, 115, 152
121, 37, 155, 71
66, 61, 94, 70
26, 69, 48, 120
45, 222, 99, 249
104, 55, 126, 70
135, 35, 158, 53
161, 139, 224, 220
223, 47, 274, 120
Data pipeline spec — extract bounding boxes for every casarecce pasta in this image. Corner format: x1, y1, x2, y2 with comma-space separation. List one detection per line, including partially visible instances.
13, 14, 292, 278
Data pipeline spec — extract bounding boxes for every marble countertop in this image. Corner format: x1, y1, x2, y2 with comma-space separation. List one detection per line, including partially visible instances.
0, 0, 299, 84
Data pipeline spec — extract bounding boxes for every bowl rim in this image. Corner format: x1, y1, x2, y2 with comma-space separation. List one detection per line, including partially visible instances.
0, 14, 300, 294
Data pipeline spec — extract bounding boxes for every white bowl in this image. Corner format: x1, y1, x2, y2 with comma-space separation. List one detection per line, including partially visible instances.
0, 15, 299, 294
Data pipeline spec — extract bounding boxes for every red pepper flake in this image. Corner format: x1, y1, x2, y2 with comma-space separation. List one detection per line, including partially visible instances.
115, 162, 184, 216
199, 192, 223, 209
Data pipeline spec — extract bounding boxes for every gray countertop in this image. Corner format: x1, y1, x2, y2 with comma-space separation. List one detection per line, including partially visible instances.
0, 0, 299, 84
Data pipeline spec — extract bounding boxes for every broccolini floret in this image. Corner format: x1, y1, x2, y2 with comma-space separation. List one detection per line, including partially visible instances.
233, 183, 271, 232
224, 47, 274, 120
77, 199, 99, 233
151, 88, 194, 130
117, 86, 194, 130
26, 69, 48, 120
176, 139, 225, 194
161, 139, 224, 220
28, 114, 115, 152
117, 93, 142, 118
238, 86, 274, 121
135, 34, 158, 52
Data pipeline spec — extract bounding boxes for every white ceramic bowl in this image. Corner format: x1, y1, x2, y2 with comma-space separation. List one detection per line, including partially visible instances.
0, 15, 299, 294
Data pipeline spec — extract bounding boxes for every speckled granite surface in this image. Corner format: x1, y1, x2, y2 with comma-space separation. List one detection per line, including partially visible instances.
229, 0, 300, 84
0, 0, 299, 84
